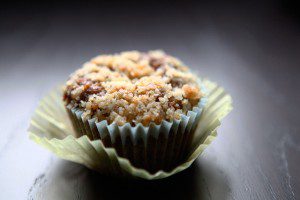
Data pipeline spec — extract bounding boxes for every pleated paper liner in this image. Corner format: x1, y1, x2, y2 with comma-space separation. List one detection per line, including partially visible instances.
65, 84, 206, 173
28, 79, 232, 180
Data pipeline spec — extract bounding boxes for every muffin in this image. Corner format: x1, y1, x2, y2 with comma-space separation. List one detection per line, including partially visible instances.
63, 50, 206, 172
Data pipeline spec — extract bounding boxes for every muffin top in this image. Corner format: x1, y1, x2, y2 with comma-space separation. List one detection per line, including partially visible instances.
63, 50, 202, 126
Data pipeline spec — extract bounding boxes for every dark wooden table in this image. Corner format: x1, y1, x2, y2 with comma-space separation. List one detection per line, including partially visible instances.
0, 1, 299, 200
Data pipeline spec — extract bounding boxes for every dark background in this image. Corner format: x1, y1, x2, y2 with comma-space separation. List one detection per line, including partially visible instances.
0, 1, 299, 199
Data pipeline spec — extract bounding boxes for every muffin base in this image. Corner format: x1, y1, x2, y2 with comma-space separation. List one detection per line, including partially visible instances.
66, 91, 206, 173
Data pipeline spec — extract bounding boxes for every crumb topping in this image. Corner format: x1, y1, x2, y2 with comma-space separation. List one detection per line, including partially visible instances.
63, 50, 202, 126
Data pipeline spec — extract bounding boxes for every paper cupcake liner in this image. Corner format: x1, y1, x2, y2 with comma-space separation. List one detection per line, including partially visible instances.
65, 87, 206, 173
28, 79, 232, 180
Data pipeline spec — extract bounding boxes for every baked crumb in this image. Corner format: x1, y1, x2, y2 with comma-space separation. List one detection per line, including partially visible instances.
63, 50, 202, 126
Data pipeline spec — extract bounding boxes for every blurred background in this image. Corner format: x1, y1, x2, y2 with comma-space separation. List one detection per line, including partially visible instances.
0, 0, 299, 199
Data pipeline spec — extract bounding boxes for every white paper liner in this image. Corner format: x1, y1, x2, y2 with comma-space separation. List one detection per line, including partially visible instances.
28, 79, 232, 180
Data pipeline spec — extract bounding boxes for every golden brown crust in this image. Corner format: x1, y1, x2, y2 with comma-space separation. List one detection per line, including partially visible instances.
63, 50, 202, 126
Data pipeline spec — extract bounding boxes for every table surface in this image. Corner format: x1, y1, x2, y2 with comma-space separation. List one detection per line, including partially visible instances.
0, 1, 299, 200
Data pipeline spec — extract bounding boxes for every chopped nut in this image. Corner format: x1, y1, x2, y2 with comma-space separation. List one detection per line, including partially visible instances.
182, 84, 201, 100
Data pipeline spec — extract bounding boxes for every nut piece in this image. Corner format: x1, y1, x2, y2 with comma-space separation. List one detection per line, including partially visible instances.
182, 84, 201, 100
